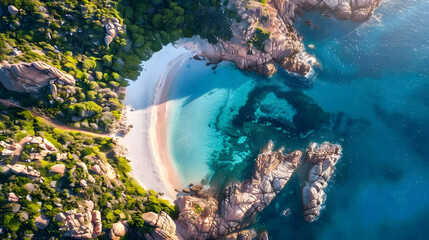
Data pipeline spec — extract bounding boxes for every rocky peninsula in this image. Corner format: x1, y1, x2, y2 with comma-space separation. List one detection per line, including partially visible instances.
181, 0, 382, 76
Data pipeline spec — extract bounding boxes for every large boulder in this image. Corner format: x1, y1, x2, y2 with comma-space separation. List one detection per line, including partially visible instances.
0, 61, 75, 94
50, 164, 66, 176
109, 222, 127, 240
35, 215, 50, 229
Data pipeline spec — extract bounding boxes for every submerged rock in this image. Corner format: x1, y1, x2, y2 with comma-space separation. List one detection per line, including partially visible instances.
301, 142, 342, 222
177, 141, 302, 239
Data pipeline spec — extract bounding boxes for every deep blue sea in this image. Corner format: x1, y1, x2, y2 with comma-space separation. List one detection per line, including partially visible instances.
167, 0, 429, 238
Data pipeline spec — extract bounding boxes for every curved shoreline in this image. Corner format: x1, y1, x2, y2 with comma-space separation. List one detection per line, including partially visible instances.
150, 53, 191, 197
124, 44, 192, 201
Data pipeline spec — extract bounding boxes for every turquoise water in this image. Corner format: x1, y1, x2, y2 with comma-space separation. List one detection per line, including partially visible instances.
168, 0, 429, 238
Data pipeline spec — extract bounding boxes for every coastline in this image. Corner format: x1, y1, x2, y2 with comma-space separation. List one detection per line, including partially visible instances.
123, 44, 191, 201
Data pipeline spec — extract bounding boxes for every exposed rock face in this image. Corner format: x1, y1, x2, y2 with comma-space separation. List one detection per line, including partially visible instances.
220, 229, 257, 240
0, 61, 75, 95
0, 141, 21, 156
301, 142, 342, 222
142, 211, 178, 240
103, 17, 125, 46
1, 137, 57, 160
109, 222, 128, 240
177, 141, 301, 239
180, 0, 382, 77
35, 215, 50, 229
56, 201, 102, 239
7, 192, 19, 202
7, 5, 19, 15
3, 164, 41, 179
290, 0, 383, 22
50, 164, 66, 176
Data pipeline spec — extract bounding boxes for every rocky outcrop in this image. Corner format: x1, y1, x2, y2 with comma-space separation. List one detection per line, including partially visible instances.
0, 61, 75, 95
1, 136, 58, 160
291, 0, 383, 22
220, 229, 257, 240
109, 221, 128, 240
7, 192, 19, 202
142, 211, 178, 240
3, 164, 41, 179
7, 5, 19, 15
180, 0, 382, 77
301, 142, 342, 222
103, 17, 125, 46
56, 200, 102, 239
0, 141, 21, 156
50, 164, 66, 176
176, 141, 301, 239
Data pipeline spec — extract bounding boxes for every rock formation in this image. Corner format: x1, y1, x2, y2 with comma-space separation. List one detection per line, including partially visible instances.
7, 5, 19, 15
3, 164, 41, 179
0, 61, 75, 95
1, 136, 57, 160
301, 142, 342, 222
180, 0, 382, 77
103, 17, 125, 46
109, 221, 128, 240
7, 192, 19, 202
220, 229, 258, 240
176, 141, 302, 239
291, 0, 383, 21
142, 211, 178, 240
56, 200, 102, 239
50, 164, 66, 176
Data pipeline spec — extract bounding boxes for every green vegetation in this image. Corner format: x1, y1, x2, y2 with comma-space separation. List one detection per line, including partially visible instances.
0, 109, 178, 239
249, 27, 271, 52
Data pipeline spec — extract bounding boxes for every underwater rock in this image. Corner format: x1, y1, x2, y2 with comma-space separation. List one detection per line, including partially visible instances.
301, 142, 342, 222
176, 141, 301, 239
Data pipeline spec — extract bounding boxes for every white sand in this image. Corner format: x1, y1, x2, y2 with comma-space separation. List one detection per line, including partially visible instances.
123, 44, 192, 201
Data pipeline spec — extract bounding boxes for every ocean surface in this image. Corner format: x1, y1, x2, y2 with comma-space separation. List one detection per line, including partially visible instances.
166, 0, 429, 239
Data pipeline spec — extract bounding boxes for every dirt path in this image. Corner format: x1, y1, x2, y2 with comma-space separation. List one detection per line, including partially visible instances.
0, 99, 110, 138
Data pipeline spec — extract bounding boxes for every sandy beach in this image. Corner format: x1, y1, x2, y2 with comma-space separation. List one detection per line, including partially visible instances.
123, 44, 191, 201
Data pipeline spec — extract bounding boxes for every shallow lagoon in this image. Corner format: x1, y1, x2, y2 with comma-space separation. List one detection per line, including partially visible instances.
167, 0, 429, 238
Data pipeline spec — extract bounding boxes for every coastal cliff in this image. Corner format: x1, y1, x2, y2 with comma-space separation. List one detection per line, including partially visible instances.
181, 0, 382, 77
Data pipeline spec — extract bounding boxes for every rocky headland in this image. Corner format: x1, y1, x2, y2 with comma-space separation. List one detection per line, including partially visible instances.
139, 141, 342, 240
181, 0, 382, 77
